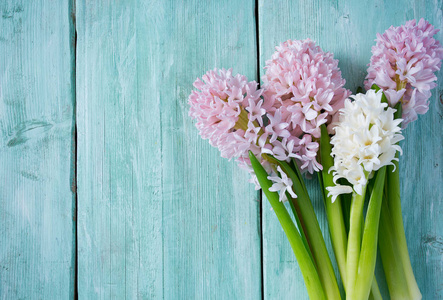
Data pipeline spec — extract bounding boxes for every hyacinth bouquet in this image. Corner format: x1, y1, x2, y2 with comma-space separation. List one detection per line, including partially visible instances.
188, 19, 442, 300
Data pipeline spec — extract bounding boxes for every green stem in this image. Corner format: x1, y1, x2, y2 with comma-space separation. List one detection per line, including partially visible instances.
386, 102, 420, 298
288, 196, 316, 265
385, 103, 421, 299
265, 155, 341, 299
319, 126, 348, 285
318, 125, 382, 299
341, 191, 352, 237
319, 173, 348, 282
354, 168, 386, 300
270, 165, 313, 261
346, 187, 367, 299
249, 151, 326, 300
386, 161, 422, 299
379, 190, 410, 299
291, 157, 309, 195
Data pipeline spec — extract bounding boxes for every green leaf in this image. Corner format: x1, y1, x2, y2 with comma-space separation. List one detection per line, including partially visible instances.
371, 84, 380, 91
354, 167, 386, 299
287, 195, 315, 264
380, 91, 388, 104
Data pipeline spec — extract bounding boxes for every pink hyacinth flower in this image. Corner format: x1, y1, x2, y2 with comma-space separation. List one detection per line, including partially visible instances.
365, 18, 443, 126
262, 39, 351, 173
188, 68, 267, 160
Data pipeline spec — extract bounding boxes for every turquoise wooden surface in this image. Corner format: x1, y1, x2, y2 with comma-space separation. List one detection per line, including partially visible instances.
1, 0, 442, 299
76, 0, 261, 299
0, 0, 76, 298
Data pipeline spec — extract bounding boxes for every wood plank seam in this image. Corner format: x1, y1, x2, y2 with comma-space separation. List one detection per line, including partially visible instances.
70, 0, 78, 299
254, 1, 265, 299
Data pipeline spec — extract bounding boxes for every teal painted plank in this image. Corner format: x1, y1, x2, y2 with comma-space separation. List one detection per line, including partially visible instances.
76, 1, 261, 299
0, 0, 75, 299
259, 0, 443, 298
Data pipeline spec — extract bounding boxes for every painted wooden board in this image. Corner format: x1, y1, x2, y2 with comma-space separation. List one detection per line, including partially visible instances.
76, 0, 261, 299
0, 0, 75, 299
1, 1, 441, 299
259, 0, 443, 298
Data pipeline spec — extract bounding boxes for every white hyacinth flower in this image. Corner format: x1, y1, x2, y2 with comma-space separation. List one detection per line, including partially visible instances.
326, 90, 403, 202
267, 166, 297, 202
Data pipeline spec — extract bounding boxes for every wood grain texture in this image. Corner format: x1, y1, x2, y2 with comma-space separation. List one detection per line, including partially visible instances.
1, 1, 441, 299
76, 0, 261, 299
0, 0, 75, 299
259, 0, 443, 298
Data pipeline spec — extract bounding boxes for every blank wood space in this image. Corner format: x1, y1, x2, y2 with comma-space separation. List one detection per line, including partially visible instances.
76, 1, 261, 298
0, 1, 75, 298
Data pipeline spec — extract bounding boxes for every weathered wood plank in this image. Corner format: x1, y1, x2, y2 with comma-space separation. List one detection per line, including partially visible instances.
0, 0, 75, 298
259, 0, 443, 298
76, 1, 261, 298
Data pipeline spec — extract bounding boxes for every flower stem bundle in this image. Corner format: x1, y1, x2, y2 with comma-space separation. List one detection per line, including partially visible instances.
188, 18, 442, 299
